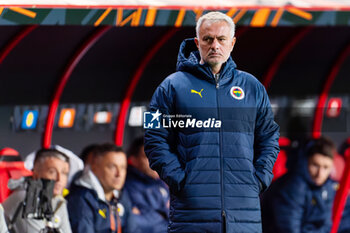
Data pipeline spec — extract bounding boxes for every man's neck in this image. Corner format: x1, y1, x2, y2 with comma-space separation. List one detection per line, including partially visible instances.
105, 191, 114, 201
211, 65, 221, 75
199, 60, 222, 74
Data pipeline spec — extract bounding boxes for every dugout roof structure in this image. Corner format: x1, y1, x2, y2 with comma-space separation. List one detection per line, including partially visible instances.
2, 3, 350, 231
0, 1, 350, 147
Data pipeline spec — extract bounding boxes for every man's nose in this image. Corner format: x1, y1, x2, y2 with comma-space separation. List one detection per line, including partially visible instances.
55, 172, 60, 182
115, 167, 120, 177
211, 38, 219, 50
316, 168, 321, 177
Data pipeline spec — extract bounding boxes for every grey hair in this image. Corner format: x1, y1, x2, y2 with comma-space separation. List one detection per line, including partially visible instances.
34, 148, 70, 167
196, 11, 236, 39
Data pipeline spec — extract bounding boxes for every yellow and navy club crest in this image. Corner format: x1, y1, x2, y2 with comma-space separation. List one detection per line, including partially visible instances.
117, 203, 125, 217
230, 86, 245, 100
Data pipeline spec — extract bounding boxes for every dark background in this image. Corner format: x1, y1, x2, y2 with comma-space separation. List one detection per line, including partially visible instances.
0, 25, 349, 157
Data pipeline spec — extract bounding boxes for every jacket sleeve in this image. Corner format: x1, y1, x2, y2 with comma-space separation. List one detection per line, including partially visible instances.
254, 84, 280, 192
120, 189, 142, 233
144, 81, 186, 194
67, 194, 95, 233
58, 201, 72, 233
272, 177, 305, 233
0, 205, 8, 233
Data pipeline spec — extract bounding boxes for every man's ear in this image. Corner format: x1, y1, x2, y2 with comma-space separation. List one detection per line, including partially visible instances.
231, 37, 236, 50
128, 156, 136, 166
194, 37, 199, 48
129, 156, 140, 168
90, 157, 98, 172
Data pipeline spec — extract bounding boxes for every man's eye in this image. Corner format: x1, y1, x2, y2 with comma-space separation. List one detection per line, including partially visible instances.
48, 169, 56, 174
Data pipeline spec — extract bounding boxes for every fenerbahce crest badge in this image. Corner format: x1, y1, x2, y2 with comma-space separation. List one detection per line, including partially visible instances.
230, 86, 245, 100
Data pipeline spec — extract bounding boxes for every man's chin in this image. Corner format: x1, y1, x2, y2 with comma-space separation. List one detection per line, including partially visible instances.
206, 59, 224, 66
314, 179, 326, 186
113, 184, 123, 191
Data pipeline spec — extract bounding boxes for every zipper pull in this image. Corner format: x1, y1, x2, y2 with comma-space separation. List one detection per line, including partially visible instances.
215, 73, 220, 89
222, 210, 226, 233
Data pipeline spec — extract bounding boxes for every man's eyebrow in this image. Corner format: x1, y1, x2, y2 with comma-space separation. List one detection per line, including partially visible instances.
203, 35, 227, 39
214, 35, 229, 39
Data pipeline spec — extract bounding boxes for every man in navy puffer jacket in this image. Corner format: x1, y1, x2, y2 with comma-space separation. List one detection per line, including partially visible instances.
67, 144, 138, 233
144, 11, 280, 233
261, 137, 337, 233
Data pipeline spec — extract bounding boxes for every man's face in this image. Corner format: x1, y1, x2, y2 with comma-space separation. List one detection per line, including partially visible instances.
131, 146, 159, 179
308, 153, 334, 186
91, 151, 127, 193
195, 20, 235, 69
33, 157, 69, 196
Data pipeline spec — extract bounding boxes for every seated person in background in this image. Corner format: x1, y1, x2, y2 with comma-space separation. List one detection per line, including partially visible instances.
67, 143, 138, 233
24, 145, 84, 187
69, 143, 100, 187
124, 137, 169, 233
3, 148, 72, 233
79, 143, 100, 166
261, 136, 337, 233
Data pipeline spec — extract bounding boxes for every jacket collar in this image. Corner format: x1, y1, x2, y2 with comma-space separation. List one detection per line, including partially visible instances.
176, 38, 237, 86
75, 168, 107, 202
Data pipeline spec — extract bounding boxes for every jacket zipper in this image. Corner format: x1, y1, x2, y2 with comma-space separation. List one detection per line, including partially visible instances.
215, 73, 220, 89
215, 73, 226, 232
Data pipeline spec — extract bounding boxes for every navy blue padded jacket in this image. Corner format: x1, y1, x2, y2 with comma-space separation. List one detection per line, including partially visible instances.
123, 166, 169, 233
144, 38, 280, 233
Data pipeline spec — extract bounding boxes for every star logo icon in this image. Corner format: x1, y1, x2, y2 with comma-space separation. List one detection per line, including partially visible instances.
143, 110, 162, 129
150, 110, 162, 122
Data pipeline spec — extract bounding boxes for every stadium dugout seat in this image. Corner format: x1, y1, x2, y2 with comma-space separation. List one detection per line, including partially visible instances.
272, 137, 290, 181
331, 153, 345, 182
0, 147, 32, 203
330, 137, 350, 182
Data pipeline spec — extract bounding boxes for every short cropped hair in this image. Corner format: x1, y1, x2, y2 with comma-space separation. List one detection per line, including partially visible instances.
79, 144, 99, 163
196, 11, 236, 39
93, 143, 125, 158
127, 137, 144, 158
34, 148, 70, 167
306, 137, 336, 159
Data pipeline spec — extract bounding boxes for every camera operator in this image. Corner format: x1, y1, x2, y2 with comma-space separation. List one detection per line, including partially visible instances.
2, 148, 72, 233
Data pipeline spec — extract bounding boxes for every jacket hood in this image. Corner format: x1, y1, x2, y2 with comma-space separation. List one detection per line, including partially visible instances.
75, 168, 106, 201
74, 168, 120, 202
176, 38, 237, 84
